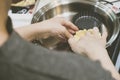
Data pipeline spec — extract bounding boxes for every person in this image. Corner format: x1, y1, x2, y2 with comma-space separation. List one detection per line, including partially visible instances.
0, 0, 119, 80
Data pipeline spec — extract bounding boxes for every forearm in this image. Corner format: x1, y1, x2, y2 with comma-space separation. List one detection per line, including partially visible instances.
15, 23, 50, 41
88, 48, 120, 80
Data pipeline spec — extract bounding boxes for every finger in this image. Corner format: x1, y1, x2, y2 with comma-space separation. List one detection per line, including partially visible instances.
65, 30, 73, 39
68, 29, 76, 34
93, 27, 101, 38
64, 21, 79, 31
93, 27, 99, 33
57, 35, 67, 42
101, 25, 108, 40
60, 19, 79, 31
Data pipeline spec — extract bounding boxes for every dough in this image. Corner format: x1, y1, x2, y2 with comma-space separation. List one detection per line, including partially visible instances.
74, 29, 87, 41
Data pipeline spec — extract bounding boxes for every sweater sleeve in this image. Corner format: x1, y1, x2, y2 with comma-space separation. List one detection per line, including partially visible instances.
0, 31, 115, 80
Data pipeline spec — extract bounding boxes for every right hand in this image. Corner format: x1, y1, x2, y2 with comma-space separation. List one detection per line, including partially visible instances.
68, 26, 120, 80
68, 26, 108, 58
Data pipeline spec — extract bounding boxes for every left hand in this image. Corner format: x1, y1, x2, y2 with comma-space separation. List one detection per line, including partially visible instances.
34, 17, 79, 41
15, 17, 79, 41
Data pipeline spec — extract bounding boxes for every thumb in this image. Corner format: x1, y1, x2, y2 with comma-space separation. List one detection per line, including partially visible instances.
65, 30, 73, 39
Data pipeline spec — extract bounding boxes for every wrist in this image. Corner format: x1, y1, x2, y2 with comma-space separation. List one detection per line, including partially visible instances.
32, 23, 51, 39
85, 46, 108, 61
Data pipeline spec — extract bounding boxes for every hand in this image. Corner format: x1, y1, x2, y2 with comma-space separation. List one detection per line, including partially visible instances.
68, 26, 108, 58
15, 17, 79, 41
35, 17, 79, 41
69, 26, 120, 80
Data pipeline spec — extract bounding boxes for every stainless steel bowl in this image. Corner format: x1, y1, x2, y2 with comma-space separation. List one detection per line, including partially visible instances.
32, 0, 120, 50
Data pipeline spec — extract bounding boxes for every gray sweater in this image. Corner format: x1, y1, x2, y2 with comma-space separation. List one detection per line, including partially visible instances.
0, 31, 114, 80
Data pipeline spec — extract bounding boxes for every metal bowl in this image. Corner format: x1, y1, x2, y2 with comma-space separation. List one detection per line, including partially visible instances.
32, 0, 120, 50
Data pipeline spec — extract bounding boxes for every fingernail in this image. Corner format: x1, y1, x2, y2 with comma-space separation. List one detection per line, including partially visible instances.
93, 27, 99, 31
